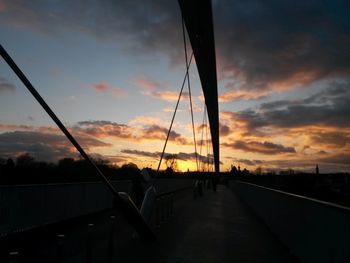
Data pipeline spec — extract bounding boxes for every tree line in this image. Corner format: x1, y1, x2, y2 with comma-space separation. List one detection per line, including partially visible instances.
0, 153, 141, 184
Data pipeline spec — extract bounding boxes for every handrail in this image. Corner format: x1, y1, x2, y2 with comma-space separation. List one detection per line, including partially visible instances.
235, 180, 350, 214
0, 44, 155, 241
156, 186, 192, 198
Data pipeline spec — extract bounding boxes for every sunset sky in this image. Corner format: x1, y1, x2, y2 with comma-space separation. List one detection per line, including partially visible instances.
1, 0, 350, 173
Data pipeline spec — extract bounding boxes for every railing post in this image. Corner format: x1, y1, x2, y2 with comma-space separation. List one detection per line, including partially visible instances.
56, 234, 65, 263
166, 195, 170, 220
108, 216, 116, 263
8, 251, 19, 263
160, 197, 165, 223
86, 223, 94, 263
155, 198, 161, 227
170, 194, 174, 216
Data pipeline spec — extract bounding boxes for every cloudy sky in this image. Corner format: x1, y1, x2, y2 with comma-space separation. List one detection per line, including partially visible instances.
1, 0, 349, 172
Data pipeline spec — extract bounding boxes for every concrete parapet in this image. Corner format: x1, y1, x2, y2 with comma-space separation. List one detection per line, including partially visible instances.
232, 181, 350, 263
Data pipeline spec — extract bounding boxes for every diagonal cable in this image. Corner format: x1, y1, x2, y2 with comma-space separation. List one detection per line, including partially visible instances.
157, 52, 194, 172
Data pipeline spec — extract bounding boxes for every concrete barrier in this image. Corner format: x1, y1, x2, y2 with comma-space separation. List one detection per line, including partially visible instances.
232, 181, 350, 263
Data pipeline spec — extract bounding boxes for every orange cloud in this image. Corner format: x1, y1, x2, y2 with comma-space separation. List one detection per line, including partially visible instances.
219, 89, 268, 102
75, 121, 134, 139
75, 121, 191, 146
93, 82, 109, 92
151, 90, 189, 102
134, 76, 157, 91
111, 87, 126, 97
129, 116, 164, 126
134, 75, 192, 102
269, 70, 321, 90
0, 1, 6, 12
92, 82, 126, 97
218, 108, 350, 172
218, 55, 323, 94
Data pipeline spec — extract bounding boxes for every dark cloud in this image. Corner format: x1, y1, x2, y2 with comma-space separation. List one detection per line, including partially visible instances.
176, 152, 215, 164
75, 121, 190, 145
76, 120, 134, 139
3, 0, 348, 89
0, 131, 110, 162
320, 152, 350, 165
260, 100, 294, 111
140, 125, 190, 145
215, 0, 350, 90
27, 116, 35, 121
121, 149, 160, 159
197, 124, 207, 131
219, 123, 231, 136
225, 157, 263, 166
121, 148, 218, 164
0, 77, 15, 93
232, 81, 350, 130
222, 140, 296, 155
310, 131, 350, 147
0, 0, 184, 62
106, 155, 129, 164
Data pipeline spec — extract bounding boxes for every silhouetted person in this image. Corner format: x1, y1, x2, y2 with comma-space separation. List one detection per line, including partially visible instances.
316, 164, 319, 175
231, 165, 238, 176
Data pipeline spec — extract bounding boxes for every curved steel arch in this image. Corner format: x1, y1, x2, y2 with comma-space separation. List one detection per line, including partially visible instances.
178, 0, 220, 172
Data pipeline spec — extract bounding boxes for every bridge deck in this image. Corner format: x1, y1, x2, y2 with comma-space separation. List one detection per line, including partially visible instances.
119, 184, 296, 262
1, 184, 297, 262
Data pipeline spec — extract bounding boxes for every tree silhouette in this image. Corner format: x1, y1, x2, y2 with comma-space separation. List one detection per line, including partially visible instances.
16, 153, 35, 167
165, 154, 178, 172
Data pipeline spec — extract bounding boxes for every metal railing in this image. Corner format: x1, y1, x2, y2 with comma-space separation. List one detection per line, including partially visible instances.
2, 185, 193, 262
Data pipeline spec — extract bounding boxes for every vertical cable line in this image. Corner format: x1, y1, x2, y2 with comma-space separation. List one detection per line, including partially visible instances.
182, 17, 199, 172
157, 52, 194, 172
199, 105, 206, 171
208, 136, 212, 172
205, 111, 209, 171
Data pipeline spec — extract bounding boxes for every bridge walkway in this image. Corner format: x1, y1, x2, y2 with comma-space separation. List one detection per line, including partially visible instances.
1, 184, 298, 262
119, 184, 297, 262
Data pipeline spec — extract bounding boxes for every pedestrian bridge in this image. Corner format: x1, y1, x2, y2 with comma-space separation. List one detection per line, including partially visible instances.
1, 179, 350, 262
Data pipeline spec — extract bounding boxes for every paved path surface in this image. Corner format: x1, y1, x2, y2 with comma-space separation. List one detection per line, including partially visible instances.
119, 184, 297, 262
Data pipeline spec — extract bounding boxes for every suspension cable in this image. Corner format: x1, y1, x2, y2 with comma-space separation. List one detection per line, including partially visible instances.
199, 105, 206, 171
156, 52, 194, 172
182, 17, 199, 172
208, 136, 212, 172
205, 110, 209, 172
